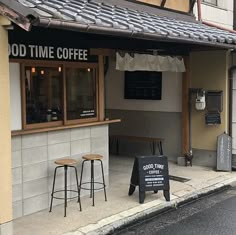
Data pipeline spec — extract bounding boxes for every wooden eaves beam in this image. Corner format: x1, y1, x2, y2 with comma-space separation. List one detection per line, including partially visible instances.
0, 0, 39, 31
0, 4, 31, 31
189, 0, 196, 13
160, 0, 167, 8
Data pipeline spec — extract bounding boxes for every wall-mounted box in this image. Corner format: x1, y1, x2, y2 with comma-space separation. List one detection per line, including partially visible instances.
206, 91, 223, 112
205, 112, 221, 125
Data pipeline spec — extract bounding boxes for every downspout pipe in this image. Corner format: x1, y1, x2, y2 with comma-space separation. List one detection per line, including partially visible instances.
229, 61, 236, 141
234, 0, 236, 30
229, 51, 236, 136
228, 54, 236, 169
229, 65, 236, 79
196, 0, 202, 22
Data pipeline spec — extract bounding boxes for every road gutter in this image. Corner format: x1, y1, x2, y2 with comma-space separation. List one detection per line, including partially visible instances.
63, 179, 235, 235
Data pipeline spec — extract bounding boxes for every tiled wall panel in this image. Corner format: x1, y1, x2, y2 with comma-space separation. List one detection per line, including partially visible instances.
11, 125, 109, 219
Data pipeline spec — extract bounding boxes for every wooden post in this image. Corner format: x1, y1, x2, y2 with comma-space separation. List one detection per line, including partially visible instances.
0, 17, 13, 234
98, 55, 105, 121
182, 57, 190, 155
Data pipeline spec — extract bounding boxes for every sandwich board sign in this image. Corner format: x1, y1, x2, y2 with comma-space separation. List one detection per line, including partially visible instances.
128, 155, 170, 203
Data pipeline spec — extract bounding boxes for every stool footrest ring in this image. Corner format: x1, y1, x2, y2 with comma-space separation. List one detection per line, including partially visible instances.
51, 189, 80, 200
80, 182, 106, 191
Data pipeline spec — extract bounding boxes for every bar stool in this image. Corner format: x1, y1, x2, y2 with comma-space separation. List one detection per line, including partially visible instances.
79, 154, 107, 206
49, 158, 82, 217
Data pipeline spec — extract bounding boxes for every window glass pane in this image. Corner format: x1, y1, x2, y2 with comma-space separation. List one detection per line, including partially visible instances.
203, 0, 217, 5
25, 66, 63, 124
66, 68, 96, 120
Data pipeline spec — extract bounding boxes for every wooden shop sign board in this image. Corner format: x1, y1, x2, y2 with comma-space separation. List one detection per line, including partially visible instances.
128, 155, 170, 203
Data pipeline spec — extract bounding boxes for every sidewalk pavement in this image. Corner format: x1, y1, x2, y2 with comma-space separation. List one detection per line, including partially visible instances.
13, 155, 236, 235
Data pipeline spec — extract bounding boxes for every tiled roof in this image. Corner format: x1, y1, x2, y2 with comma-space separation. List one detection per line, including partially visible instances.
2, 0, 236, 48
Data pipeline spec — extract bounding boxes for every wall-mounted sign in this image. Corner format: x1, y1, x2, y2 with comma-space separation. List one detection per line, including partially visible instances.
128, 155, 170, 203
8, 43, 89, 61
124, 71, 162, 100
80, 109, 95, 118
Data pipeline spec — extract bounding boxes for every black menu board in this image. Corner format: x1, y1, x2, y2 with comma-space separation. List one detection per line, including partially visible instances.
129, 155, 170, 203
124, 71, 162, 100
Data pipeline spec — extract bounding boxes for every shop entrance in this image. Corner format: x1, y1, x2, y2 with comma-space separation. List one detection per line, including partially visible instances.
105, 55, 183, 162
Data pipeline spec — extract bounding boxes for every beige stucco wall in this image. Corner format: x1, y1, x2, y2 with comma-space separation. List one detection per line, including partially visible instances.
138, 0, 189, 12
0, 17, 12, 224
190, 50, 229, 151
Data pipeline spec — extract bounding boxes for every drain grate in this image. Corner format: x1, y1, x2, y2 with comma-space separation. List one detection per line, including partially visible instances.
169, 175, 191, 183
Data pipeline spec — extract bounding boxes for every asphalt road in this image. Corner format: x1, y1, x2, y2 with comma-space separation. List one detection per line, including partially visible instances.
114, 188, 236, 235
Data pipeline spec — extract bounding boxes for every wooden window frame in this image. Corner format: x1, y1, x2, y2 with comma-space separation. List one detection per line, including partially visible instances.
63, 63, 99, 125
18, 59, 99, 130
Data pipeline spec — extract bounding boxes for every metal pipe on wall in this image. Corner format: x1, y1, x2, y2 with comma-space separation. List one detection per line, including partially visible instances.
228, 54, 236, 137
234, 0, 236, 30
203, 21, 236, 34
196, 0, 202, 21
229, 54, 236, 168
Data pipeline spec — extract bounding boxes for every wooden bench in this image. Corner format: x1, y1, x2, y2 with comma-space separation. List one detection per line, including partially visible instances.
109, 135, 164, 155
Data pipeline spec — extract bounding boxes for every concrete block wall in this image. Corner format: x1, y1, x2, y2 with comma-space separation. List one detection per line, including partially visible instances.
106, 109, 181, 162
192, 149, 217, 168
11, 125, 109, 219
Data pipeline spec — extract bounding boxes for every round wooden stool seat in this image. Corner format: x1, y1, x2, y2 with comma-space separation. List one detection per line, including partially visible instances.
55, 158, 77, 166
82, 154, 103, 161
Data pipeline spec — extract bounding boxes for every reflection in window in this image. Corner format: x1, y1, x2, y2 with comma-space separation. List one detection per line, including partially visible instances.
66, 68, 96, 120
25, 66, 62, 124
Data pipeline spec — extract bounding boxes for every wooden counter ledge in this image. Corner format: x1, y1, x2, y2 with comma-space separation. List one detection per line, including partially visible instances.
11, 119, 121, 136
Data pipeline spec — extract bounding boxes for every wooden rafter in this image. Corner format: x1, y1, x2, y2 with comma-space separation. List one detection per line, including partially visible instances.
160, 0, 167, 8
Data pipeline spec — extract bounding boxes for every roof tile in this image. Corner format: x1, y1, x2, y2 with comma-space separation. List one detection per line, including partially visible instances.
4, 0, 236, 47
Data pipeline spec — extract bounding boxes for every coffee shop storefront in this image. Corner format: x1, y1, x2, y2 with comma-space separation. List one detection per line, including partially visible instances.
1, 0, 236, 234
8, 28, 235, 219
9, 27, 120, 219
8, 24, 191, 221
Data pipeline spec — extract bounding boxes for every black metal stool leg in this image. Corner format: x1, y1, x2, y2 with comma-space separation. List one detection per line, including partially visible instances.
90, 160, 93, 198
49, 166, 59, 212
79, 160, 85, 199
99, 160, 107, 201
91, 160, 95, 206
159, 141, 163, 155
64, 165, 68, 217
152, 141, 156, 155
72, 166, 82, 211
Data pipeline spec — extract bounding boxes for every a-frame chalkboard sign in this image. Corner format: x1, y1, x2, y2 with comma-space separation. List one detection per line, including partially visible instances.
128, 155, 170, 203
